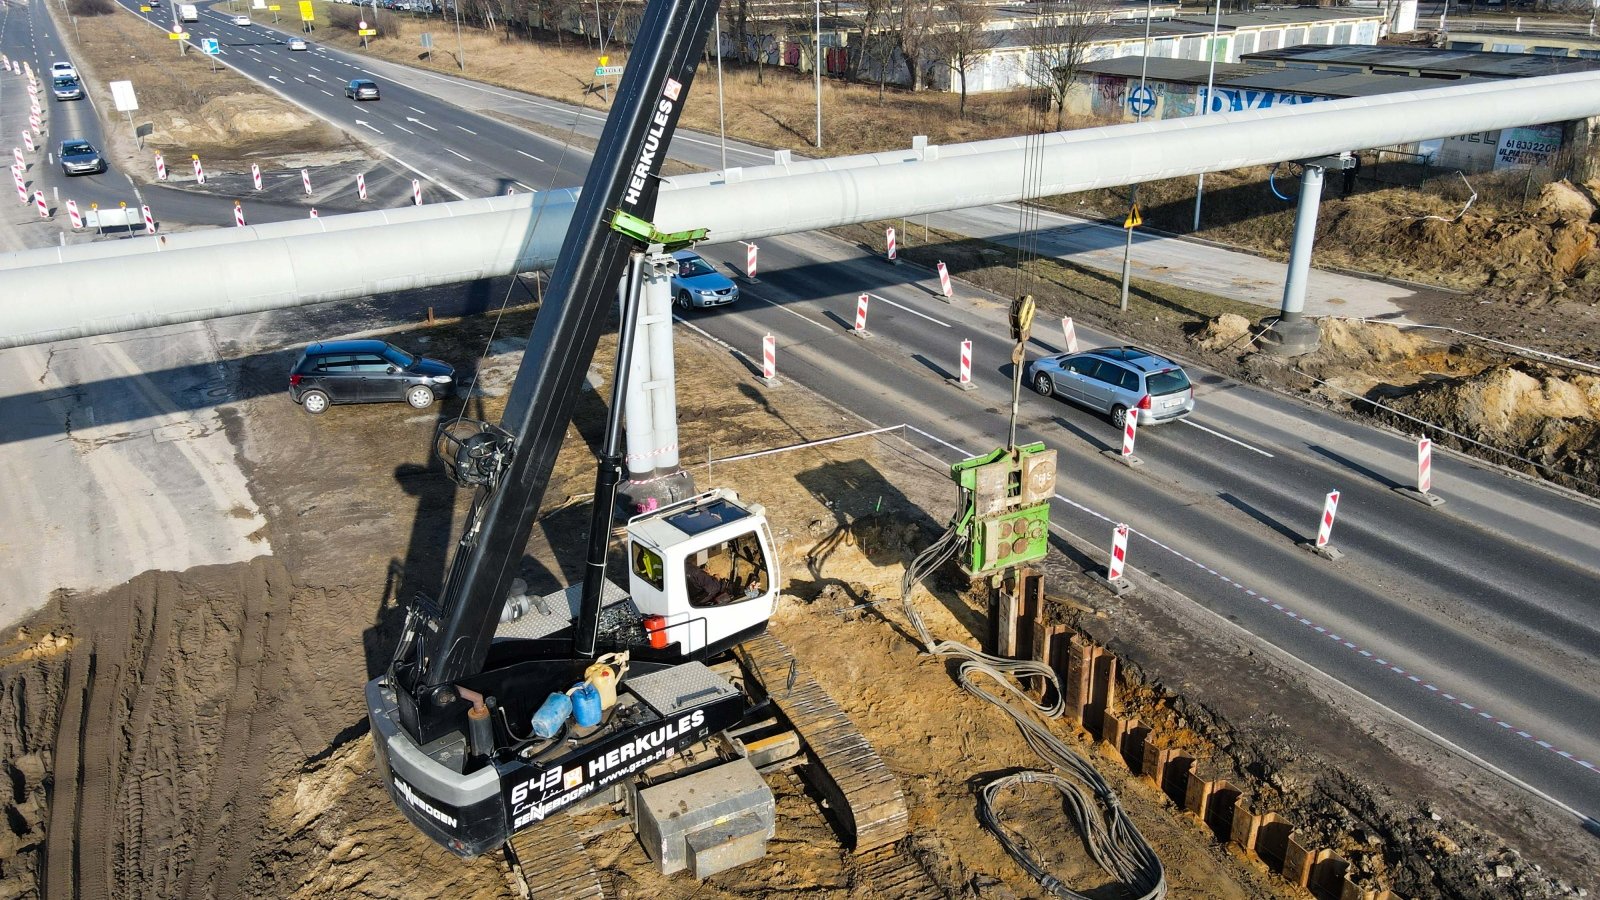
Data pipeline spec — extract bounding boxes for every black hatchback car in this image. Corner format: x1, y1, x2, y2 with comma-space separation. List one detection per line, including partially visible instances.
288, 340, 453, 414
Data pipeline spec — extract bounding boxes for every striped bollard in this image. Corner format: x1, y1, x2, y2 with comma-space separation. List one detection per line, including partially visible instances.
950, 339, 976, 391
309, 207, 319, 218
507, 186, 515, 195
12, 147, 22, 169
193, 156, 206, 185
66, 199, 81, 229
142, 205, 156, 234
357, 173, 367, 200
22, 131, 34, 152
13, 165, 27, 204
301, 168, 312, 195
744, 242, 758, 282
412, 178, 422, 206
885, 226, 897, 263
233, 201, 246, 227
936, 261, 953, 299
155, 153, 167, 181
251, 163, 262, 191
1104, 406, 1144, 467
758, 334, 778, 387
1061, 316, 1079, 353
1395, 437, 1446, 507
34, 190, 48, 218
1102, 523, 1131, 593
852, 292, 870, 336
1301, 489, 1344, 560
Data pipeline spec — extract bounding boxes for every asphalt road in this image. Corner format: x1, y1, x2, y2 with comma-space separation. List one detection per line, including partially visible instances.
5, 0, 1599, 837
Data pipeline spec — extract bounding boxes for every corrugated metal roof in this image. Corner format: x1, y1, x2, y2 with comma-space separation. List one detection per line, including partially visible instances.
1077, 56, 1502, 98
1243, 43, 1600, 77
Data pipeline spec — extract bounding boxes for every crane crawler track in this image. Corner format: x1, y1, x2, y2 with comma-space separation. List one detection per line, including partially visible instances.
734, 631, 910, 853
506, 815, 614, 900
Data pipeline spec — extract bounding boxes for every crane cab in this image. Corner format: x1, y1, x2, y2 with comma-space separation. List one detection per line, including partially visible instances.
625, 489, 778, 657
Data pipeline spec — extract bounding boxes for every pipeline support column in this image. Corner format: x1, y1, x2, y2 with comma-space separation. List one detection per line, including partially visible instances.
1261, 154, 1354, 356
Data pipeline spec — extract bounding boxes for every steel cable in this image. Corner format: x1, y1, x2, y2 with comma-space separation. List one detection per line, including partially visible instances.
900, 518, 1166, 900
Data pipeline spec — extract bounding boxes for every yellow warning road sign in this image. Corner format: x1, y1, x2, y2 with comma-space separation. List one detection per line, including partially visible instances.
299, 0, 315, 21
169, 30, 189, 39
1124, 205, 1142, 229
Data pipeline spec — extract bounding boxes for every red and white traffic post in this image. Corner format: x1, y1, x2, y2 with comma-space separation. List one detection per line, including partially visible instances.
13, 165, 27, 204
22, 131, 33, 152
357, 173, 367, 200
142, 205, 156, 235
743, 242, 758, 282
412, 179, 422, 206
155, 152, 167, 181
309, 208, 319, 218
884, 226, 897, 262
758, 333, 778, 386
251, 163, 262, 191
233, 201, 246, 227
1061, 316, 1078, 353
12, 147, 22, 169
1301, 489, 1344, 560
950, 339, 975, 391
66, 199, 81, 229
1103, 523, 1131, 593
1103, 408, 1144, 468
193, 155, 205, 185
301, 169, 313, 195
34, 190, 48, 219
1395, 437, 1446, 507
936, 261, 953, 299
852, 292, 870, 336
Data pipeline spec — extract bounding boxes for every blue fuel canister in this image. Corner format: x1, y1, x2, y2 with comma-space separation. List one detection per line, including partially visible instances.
569, 682, 602, 728
530, 691, 572, 739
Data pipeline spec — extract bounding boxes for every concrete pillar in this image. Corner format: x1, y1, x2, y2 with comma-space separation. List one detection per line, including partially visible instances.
1261, 162, 1326, 356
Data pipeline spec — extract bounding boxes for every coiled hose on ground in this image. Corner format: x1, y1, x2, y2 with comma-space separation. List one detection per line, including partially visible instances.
900, 525, 1167, 900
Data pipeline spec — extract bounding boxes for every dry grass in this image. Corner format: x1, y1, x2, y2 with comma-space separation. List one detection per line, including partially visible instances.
55, 3, 356, 165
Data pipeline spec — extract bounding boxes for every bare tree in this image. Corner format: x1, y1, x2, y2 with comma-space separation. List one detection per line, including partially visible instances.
934, 0, 996, 118
895, 0, 939, 90
1023, 0, 1110, 130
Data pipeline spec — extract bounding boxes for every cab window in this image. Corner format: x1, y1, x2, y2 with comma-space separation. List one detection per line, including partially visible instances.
632, 543, 664, 591
684, 531, 769, 609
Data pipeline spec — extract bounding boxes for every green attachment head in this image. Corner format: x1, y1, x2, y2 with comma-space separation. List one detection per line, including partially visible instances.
950, 442, 1057, 576
609, 209, 708, 252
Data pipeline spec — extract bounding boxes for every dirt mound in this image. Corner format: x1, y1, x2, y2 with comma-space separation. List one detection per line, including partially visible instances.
1380, 364, 1600, 486
146, 93, 349, 160
1190, 313, 1253, 351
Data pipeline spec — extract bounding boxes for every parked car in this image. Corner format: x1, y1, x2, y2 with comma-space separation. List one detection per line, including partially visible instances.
49, 61, 77, 79
345, 78, 380, 100
287, 37, 308, 50
231, 14, 252, 25
669, 250, 739, 309
288, 340, 453, 414
51, 77, 83, 101
1025, 346, 1194, 426
58, 139, 106, 176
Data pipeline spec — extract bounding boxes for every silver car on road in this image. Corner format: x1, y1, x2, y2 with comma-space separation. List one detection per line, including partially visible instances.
1026, 346, 1194, 427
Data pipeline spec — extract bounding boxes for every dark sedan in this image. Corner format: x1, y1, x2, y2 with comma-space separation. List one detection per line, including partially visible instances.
58, 139, 106, 175
288, 340, 453, 414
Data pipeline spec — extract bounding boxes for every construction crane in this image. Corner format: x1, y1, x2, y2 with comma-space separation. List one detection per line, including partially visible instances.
364, 0, 906, 880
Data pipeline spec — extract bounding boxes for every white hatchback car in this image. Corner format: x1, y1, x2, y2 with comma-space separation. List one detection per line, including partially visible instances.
287, 38, 308, 50
50, 61, 77, 79
231, 14, 251, 25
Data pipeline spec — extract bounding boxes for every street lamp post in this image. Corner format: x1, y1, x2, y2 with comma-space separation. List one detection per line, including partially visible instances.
716, 12, 727, 170
814, 0, 822, 149
1192, 0, 1222, 231
453, 0, 465, 70
1120, 0, 1153, 313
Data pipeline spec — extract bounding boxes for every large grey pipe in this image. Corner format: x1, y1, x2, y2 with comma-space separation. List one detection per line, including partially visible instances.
4, 71, 1600, 349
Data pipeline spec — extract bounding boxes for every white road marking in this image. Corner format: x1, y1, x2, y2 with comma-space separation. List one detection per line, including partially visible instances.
446, 148, 470, 161
320, 89, 333, 96
309, 65, 321, 71
861, 291, 951, 328
267, 75, 284, 83
516, 149, 542, 162
748, 291, 831, 333
354, 119, 382, 134
408, 105, 425, 114
394, 124, 413, 134
405, 116, 436, 131
513, 181, 534, 192
1179, 418, 1275, 458
455, 125, 477, 135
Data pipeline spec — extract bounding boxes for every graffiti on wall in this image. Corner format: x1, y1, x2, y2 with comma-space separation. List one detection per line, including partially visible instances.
1091, 74, 1127, 119
1196, 87, 1328, 113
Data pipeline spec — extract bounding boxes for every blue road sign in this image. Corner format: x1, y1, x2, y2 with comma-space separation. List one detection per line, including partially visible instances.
202, 37, 221, 54
1128, 85, 1155, 117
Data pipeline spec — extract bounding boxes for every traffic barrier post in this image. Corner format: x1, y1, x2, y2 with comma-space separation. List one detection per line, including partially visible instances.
1062, 316, 1079, 353
949, 339, 976, 392
1100, 524, 1131, 594
22, 131, 33, 152
885, 226, 897, 262
758, 334, 779, 387
233, 201, 245, 227
66, 199, 81, 229
301, 169, 313, 195
852, 292, 870, 336
34, 190, 48, 218
142, 205, 156, 234
936, 261, 953, 299
309, 207, 319, 218
155, 152, 167, 181
1394, 437, 1445, 507
412, 179, 422, 206
1102, 409, 1145, 468
357, 173, 367, 200
744, 242, 758, 282
193, 155, 205, 185
13, 165, 28, 204
1300, 490, 1344, 560
11, 147, 22, 169
251, 163, 262, 191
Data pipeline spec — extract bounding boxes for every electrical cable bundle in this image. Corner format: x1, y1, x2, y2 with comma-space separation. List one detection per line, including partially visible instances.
900, 524, 1166, 900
